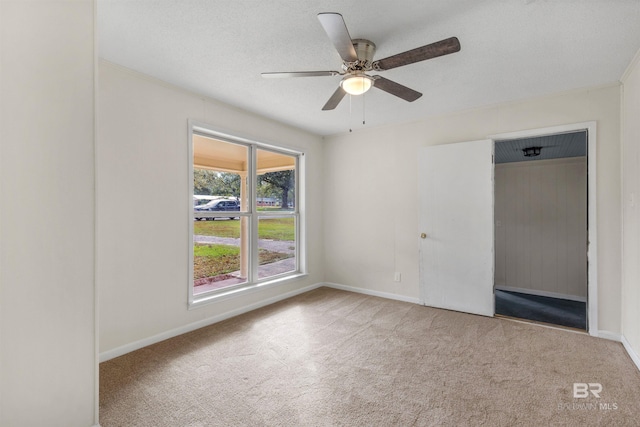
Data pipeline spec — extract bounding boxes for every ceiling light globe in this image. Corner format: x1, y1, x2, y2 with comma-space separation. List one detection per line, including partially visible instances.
341, 75, 373, 96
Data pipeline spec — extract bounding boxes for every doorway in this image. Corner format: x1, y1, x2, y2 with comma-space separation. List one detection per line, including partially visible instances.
493, 129, 590, 331
418, 122, 597, 334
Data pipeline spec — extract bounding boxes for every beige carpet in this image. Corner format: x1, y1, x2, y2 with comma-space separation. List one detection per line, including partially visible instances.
100, 287, 640, 426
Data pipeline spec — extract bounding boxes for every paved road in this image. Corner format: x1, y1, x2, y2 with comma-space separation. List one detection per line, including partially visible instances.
194, 235, 295, 254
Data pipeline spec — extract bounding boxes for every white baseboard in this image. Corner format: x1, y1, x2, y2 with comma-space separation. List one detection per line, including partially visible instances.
99, 282, 323, 362
100, 281, 640, 376
322, 282, 421, 305
100, 282, 418, 362
495, 286, 586, 302
621, 334, 640, 373
595, 330, 621, 341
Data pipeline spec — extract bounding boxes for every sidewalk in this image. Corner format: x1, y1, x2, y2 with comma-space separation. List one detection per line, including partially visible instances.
193, 235, 296, 295
194, 257, 296, 294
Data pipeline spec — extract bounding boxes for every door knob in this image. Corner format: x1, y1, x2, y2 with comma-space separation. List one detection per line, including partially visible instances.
420, 233, 427, 239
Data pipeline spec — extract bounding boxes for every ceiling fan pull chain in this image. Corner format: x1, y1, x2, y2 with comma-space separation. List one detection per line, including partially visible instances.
362, 91, 366, 125
349, 94, 353, 132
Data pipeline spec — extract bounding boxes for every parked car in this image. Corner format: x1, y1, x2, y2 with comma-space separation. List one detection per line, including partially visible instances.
194, 199, 240, 220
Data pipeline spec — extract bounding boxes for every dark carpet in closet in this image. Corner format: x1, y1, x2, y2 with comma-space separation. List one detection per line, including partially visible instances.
495, 289, 586, 330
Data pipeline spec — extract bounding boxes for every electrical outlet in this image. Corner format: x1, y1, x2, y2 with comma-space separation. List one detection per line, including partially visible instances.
394, 272, 401, 282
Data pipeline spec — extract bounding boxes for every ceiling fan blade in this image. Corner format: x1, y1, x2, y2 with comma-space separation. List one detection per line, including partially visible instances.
262, 71, 341, 78
322, 87, 347, 110
372, 37, 460, 71
317, 13, 358, 63
373, 76, 422, 102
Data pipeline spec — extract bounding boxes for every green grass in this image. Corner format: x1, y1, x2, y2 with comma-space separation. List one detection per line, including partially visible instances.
194, 220, 240, 238
257, 207, 294, 212
258, 217, 295, 241
194, 217, 295, 241
194, 243, 292, 279
194, 244, 240, 279
193, 244, 239, 258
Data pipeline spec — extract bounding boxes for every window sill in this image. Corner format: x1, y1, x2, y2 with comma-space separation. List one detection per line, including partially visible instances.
188, 272, 308, 310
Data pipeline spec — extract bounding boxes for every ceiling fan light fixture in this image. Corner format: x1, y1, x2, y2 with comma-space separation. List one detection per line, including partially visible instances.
340, 74, 373, 95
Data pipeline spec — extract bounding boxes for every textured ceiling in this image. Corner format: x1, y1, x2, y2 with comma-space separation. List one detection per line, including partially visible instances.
495, 131, 586, 164
98, 1, 640, 136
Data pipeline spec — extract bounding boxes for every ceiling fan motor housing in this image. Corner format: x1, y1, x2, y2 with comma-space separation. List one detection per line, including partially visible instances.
342, 39, 376, 72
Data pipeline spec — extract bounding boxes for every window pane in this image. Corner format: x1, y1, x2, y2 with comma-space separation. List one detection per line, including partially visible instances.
193, 134, 248, 212
257, 216, 296, 279
193, 216, 249, 294
256, 149, 295, 212
193, 134, 250, 294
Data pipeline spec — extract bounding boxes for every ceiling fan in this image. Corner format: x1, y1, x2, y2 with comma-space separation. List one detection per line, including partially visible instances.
262, 12, 461, 110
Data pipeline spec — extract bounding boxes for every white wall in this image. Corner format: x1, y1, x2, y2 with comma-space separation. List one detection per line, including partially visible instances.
495, 158, 587, 299
621, 50, 640, 364
97, 62, 324, 355
0, 1, 97, 426
323, 84, 622, 335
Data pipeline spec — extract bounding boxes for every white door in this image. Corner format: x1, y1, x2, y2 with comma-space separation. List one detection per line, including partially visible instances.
419, 140, 494, 316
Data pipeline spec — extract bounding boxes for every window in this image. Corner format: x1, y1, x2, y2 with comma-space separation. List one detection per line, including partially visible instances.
189, 124, 302, 304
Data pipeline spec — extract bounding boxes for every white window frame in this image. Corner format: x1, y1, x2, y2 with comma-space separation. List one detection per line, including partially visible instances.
188, 121, 305, 308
